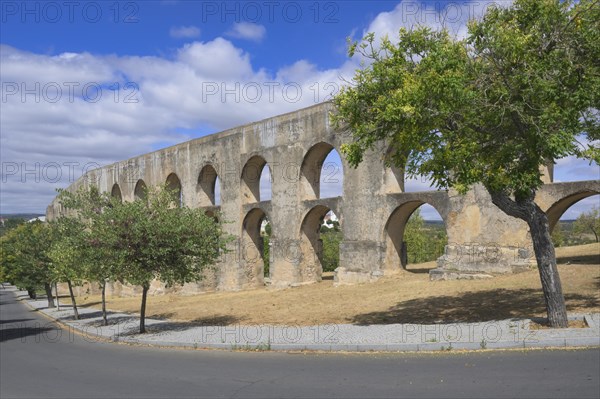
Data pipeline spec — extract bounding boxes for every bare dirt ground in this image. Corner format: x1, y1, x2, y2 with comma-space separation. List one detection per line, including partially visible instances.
78, 243, 600, 326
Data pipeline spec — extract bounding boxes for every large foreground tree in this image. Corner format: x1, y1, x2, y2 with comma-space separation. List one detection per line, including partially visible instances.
332, 0, 599, 327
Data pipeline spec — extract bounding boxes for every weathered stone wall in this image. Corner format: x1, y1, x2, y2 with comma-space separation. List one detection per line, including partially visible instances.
47, 102, 600, 293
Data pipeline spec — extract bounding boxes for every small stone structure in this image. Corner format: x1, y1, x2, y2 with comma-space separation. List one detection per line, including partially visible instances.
46, 102, 600, 295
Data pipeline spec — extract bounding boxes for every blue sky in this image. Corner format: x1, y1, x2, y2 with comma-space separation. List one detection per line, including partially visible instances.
1, 0, 598, 219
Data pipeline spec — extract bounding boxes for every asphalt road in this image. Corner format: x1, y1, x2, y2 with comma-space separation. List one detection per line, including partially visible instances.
1, 289, 599, 399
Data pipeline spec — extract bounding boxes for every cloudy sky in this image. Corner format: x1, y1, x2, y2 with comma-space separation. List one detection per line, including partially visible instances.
1, 0, 598, 219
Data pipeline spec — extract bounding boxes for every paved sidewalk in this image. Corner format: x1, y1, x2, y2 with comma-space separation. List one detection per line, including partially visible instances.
9, 286, 600, 352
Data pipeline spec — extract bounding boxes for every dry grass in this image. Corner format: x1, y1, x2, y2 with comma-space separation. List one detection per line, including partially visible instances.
78, 243, 600, 326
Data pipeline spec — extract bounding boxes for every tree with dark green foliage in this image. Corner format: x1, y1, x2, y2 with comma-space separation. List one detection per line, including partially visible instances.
0, 217, 26, 237
262, 221, 272, 277
55, 186, 118, 325
332, 0, 599, 327
0, 221, 55, 307
404, 210, 427, 264
99, 185, 231, 333
573, 206, 600, 242
321, 228, 342, 272
48, 217, 88, 320
551, 223, 565, 247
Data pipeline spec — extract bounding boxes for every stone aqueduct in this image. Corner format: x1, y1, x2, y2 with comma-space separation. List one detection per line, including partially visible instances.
47, 102, 600, 295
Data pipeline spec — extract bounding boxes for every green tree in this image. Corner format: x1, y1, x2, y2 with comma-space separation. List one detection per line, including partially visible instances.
321, 229, 342, 272
48, 217, 87, 320
100, 185, 230, 333
262, 221, 271, 278
0, 221, 56, 306
551, 223, 565, 247
0, 217, 26, 237
573, 206, 600, 242
404, 210, 428, 264
332, 0, 599, 327
56, 186, 118, 325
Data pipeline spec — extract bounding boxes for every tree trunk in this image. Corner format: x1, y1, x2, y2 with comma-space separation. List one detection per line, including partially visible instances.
490, 191, 568, 328
101, 282, 108, 326
44, 283, 55, 308
139, 284, 149, 334
67, 280, 79, 320
54, 282, 60, 311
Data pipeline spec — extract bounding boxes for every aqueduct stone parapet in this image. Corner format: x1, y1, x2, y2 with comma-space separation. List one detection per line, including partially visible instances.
47, 102, 600, 294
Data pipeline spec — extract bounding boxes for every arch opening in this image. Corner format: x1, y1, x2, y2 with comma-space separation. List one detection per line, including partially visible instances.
241, 208, 270, 287
166, 173, 182, 207
549, 193, 599, 248
299, 142, 344, 200
133, 179, 147, 202
215, 176, 221, 205
241, 156, 271, 203
299, 206, 341, 283
548, 191, 599, 233
111, 183, 122, 202
197, 165, 220, 207
384, 203, 447, 273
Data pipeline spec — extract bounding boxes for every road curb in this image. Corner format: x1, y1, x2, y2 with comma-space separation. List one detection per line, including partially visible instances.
9, 288, 600, 353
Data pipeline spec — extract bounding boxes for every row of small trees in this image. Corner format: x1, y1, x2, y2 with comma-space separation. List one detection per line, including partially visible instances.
0, 185, 229, 333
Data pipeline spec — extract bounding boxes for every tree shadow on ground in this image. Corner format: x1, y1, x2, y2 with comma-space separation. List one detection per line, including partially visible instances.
117, 314, 244, 336
80, 301, 102, 308
351, 288, 598, 325
404, 268, 434, 274
557, 254, 600, 264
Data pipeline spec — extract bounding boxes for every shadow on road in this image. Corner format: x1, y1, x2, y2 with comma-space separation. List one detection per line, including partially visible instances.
0, 324, 56, 343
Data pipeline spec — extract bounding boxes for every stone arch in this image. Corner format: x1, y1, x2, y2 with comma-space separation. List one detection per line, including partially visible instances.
166, 173, 182, 207
197, 164, 220, 207
384, 201, 448, 273
241, 207, 270, 287
299, 142, 344, 200
133, 179, 147, 201
547, 190, 600, 232
111, 183, 122, 202
241, 155, 270, 203
299, 205, 335, 283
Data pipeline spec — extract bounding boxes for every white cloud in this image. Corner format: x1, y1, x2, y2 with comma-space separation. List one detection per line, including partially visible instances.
225, 22, 266, 42
169, 25, 201, 39
176, 39, 254, 79
1, 37, 346, 213
559, 195, 599, 220
363, 0, 509, 44
1, 0, 597, 218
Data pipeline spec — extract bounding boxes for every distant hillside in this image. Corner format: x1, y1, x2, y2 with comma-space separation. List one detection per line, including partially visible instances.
424, 220, 445, 227
0, 214, 45, 220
